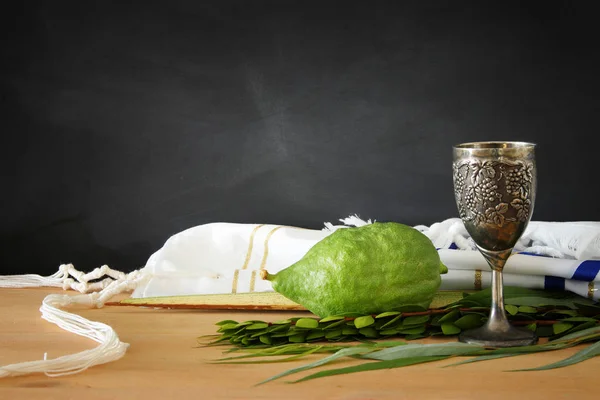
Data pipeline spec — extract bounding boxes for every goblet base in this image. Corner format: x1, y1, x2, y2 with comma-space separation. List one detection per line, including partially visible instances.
458, 325, 538, 348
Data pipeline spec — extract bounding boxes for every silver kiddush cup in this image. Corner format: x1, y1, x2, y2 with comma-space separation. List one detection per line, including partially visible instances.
453, 141, 538, 347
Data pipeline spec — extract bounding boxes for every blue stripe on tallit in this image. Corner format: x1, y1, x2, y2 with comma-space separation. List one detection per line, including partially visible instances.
544, 276, 566, 291
518, 251, 548, 257
571, 260, 600, 282
436, 243, 459, 251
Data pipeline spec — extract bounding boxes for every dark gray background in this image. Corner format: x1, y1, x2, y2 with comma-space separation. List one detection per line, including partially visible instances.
2, 0, 599, 275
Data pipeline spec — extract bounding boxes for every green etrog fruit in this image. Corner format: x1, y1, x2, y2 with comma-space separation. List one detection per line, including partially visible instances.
261, 222, 448, 317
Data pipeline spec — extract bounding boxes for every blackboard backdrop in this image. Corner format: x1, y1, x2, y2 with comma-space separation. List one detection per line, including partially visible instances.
2, 0, 599, 275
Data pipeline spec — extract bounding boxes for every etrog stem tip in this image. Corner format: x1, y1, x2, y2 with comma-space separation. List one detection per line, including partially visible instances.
260, 269, 270, 280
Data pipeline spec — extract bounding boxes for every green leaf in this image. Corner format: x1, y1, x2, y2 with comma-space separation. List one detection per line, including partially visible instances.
216, 320, 238, 326
358, 327, 379, 338
536, 326, 555, 337
233, 321, 255, 329
250, 329, 269, 338
459, 287, 548, 305
318, 316, 345, 323
241, 337, 253, 346
364, 342, 482, 361
246, 323, 269, 330
295, 318, 319, 329
322, 319, 347, 330
289, 333, 307, 343
512, 340, 600, 371
306, 331, 325, 341
375, 311, 402, 318
557, 321, 598, 337
454, 314, 483, 330
504, 297, 577, 309
439, 309, 460, 323
560, 317, 597, 323
430, 314, 443, 326
259, 335, 272, 345
518, 306, 538, 314
268, 324, 289, 333
291, 356, 449, 383
397, 326, 427, 335
217, 323, 240, 332
545, 310, 578, 317
325, 329, 343, 339
354, 315, 375, 329
214, 345, 327, 365
341, 327, 358, 335
256, 346, 374, 385
553, 325, 600, 342
403, 315, 430, 326
552, 322, 573, 335
505, 304, 519, 316
380, 315, 403, 329
272, 319, 293, 325
441, 323, 461, 335
444, 353, 520, 367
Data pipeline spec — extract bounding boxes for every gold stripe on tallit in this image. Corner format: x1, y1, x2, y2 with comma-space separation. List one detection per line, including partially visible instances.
588, 281, 595, 300
249, 270, 257, 293
474, 270, 482, 291
259, 226, 285, 271
241, 224, 265, 270
231, 269, 240, 294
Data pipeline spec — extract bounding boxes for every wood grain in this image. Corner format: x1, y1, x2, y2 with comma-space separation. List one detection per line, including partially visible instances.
0, 288, 597, 399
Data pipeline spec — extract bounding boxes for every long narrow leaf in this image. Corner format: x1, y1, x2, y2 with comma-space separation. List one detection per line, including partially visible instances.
256, 346, 374, 385
213, 346, 325, 364
443, 353, 520, 367
512, 341, 600, 371
364, 342, 483, 361
291, 356, 450, 383
552, 326, 600, 343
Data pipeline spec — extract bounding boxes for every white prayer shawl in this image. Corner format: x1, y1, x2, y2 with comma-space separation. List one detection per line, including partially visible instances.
1, 216, 599, 378
132, 217, 600, 301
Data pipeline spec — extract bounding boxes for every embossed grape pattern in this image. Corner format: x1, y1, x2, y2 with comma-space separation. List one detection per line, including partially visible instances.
453, 160, 535, 227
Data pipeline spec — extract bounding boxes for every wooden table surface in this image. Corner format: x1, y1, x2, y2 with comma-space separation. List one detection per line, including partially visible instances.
0, 288, 597, 399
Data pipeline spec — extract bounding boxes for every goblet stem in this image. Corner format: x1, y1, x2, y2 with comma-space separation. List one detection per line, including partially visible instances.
483, 248, 512, 333
488, 268, 511, 332
458, 248, 537, 347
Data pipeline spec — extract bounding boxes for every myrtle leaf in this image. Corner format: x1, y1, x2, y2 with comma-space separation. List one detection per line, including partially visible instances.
505, 304, 519, 316
216, 320, 238, 326
318, 316, 345, 323
552, 322, 573, 335
403, 315, 430, 326
441, 323, 461, 335
296, 318, 319, 329
375, 311, 402, 318
354, 315, 375, 329
454, 314, 483, 330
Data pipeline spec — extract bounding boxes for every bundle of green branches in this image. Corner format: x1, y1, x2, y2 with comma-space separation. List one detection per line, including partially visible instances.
200, 288, 600, 384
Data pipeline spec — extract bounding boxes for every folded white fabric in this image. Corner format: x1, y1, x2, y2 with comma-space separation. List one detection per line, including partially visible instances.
131, 216, 600, 301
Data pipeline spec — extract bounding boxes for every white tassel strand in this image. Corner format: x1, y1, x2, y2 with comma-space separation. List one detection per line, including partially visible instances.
0, 266, 146, 378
